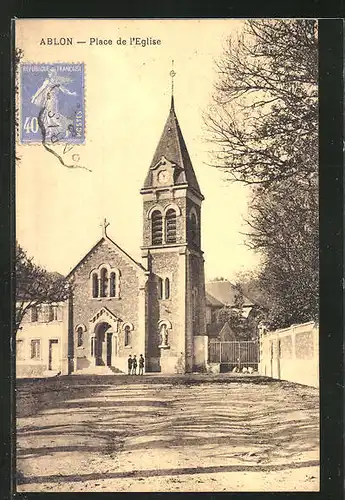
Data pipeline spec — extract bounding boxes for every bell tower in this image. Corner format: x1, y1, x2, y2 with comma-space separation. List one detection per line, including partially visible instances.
140, 66, 207, 373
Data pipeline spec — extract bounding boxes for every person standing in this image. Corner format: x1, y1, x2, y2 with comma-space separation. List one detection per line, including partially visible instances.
132, 355, 137, 375
127, 355, 133, 375
139, 354, 144, 375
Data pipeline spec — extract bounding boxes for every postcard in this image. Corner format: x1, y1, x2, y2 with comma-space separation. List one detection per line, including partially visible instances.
15, 18, 319, 492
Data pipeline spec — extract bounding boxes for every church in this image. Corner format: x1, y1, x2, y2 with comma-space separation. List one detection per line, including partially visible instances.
64, 93, 207, 374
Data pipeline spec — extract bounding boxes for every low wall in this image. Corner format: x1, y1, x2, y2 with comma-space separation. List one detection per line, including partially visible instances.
259, 321, 319, 388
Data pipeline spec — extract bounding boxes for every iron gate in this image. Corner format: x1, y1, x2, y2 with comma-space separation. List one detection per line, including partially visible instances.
208, 340, 259, 371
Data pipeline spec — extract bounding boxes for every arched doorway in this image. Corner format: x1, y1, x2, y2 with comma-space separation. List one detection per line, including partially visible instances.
94, 322, 116, 366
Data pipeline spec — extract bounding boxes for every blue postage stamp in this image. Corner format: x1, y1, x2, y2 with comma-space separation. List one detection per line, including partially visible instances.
20, 63, 85, 144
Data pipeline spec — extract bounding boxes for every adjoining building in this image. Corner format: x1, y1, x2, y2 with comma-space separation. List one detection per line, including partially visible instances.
16, 302, 68, 378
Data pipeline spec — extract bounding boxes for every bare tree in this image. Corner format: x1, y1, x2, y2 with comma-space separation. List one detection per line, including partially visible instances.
205, 19, 318, 187
15, 243, 70, 334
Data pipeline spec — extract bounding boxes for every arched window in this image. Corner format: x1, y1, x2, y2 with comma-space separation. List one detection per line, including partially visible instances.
124, 325, 131, 347
165, 278, 170, 299
77, 326, 84, 347
166, 209, 177, 243
92, 273, 99, 298
151, 210, 163, 245
100, 268, 108, 297
190, 211, 198, 245
158, 277, 163, 299
110, 272, 116, 297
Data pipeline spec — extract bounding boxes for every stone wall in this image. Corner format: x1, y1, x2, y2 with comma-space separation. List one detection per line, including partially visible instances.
259, 321, 319, 388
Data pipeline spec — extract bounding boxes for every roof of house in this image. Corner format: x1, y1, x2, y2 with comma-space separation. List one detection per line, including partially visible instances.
205, 291, 224, 307
142, 97, 203, 198
206, 280, 255, 308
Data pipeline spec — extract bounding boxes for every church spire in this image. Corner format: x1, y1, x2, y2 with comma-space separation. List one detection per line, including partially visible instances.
141, 63, 203, 200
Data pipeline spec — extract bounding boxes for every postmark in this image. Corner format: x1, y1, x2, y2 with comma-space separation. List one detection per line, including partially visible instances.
20, 63, 85, 145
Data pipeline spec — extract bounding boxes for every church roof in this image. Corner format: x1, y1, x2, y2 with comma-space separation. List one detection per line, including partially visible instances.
142, 98, 203, 198
66, 234, 147, 279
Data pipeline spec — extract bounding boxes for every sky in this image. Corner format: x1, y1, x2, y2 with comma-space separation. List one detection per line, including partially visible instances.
16, 19, 260, 281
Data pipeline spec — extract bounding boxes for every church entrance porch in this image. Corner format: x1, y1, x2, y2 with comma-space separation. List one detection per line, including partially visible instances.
94, 322, 116, 367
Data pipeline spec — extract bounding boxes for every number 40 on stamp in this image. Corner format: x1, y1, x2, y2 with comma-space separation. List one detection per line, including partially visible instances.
20, 63, 85, 145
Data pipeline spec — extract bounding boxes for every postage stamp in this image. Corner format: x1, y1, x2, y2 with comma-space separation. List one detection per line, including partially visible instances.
20, 63, 85, 145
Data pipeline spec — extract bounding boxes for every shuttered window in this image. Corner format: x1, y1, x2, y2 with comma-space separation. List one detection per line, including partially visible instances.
151, 211, 163, 245
166, 209, 177, 243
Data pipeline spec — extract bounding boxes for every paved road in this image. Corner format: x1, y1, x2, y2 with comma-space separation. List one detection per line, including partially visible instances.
16, 375, 319, 492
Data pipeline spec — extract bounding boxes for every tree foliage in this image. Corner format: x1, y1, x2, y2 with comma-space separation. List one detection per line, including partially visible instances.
15, 242, 70, 333
206, 19, 318, 329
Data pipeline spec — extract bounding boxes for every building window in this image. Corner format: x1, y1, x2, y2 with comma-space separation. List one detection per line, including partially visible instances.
16, 339, 25, 360
110, 272, 116, 297
152, 210, 163, 245
123, 323, 134, 347
52, 305, 59, 321
90, 266, 120, 298
77, 327, 84, 347
166, 209, 177, 243
38, 304, 53, 323
100, 268, 108, 298
91, 337, 95, 357
124, 325, 131, 347
92, 273, 99, 298
30, 339, 41, 360
30, 306, 38, 322
158, 276, 171, 300
165, 278, 170, 299
158, 277, 163, 299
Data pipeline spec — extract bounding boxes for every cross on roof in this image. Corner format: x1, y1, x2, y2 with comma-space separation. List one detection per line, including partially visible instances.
100, 217, 110, 237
